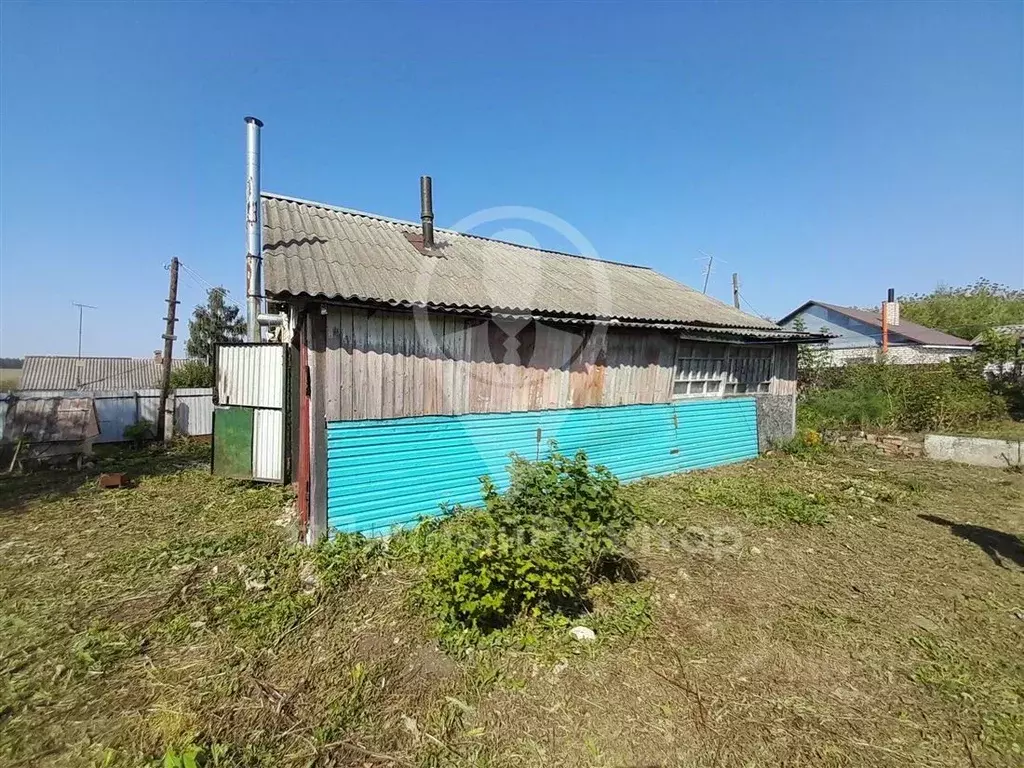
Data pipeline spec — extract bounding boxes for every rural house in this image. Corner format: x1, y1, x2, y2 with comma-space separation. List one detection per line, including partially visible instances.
213, 118, 824, 540
778, 300, 973, 366
18, 354, 188, 392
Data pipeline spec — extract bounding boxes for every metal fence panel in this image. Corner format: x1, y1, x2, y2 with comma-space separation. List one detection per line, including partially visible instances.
175, 389, 214, 436
216, 345, 285, 409
92, 391, 141, 443
252, 407, 284, 482
2, 388, 214, 443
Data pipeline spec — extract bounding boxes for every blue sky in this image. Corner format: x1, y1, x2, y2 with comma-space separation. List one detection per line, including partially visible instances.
1, 1, 1021, 357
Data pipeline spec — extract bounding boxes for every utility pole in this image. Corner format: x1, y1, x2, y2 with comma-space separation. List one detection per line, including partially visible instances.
698, 250, 715, 294
71, 301, 97, 388
732, 272, 741, 309
157, 258, 180, 441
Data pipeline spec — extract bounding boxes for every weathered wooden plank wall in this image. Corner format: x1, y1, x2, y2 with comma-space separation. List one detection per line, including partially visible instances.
319, 307, 678, 421
770, 345, 798, 396
313, 306, 799, 421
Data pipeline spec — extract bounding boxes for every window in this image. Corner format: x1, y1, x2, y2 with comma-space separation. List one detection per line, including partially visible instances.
673, 342, 726, 396
673, 341, 773, 398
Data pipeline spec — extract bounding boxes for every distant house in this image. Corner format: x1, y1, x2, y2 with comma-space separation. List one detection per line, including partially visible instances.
18, 354, 188, 392
777, 301, 973, 366
971, 325, 1024, 346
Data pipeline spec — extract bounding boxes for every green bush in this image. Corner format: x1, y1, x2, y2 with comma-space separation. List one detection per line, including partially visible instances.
169, 359, 214, 388
407, 446, 638, 635
798, 361, 1008, 434
123, 419, 155, 446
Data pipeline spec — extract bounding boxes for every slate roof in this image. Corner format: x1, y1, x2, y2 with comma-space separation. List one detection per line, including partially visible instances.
261, 193, 779, 331
2, 395, 100, 442
19, 356, 188, 391
778, 302, 972, 347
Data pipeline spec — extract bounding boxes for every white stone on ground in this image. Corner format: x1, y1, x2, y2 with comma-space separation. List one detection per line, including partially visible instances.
569, 626, 596, 642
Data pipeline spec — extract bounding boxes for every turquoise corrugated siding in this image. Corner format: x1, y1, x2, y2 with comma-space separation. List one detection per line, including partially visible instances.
326, 398, 757, 536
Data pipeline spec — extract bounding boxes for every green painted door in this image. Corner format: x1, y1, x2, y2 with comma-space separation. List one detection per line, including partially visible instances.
212, 406, 254, 479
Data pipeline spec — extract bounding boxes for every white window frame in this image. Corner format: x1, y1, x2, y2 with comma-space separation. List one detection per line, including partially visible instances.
673, 340, 774, 399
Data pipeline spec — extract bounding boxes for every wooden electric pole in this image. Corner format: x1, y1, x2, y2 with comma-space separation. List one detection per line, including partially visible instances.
157, 258, 180, 441
732, 272, 741, 309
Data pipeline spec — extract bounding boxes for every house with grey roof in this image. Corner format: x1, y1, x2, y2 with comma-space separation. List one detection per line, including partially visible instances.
18, 354, 188, 392
777, 301, 973, 366
213, 112, 828, 539
242, 179, 826, 539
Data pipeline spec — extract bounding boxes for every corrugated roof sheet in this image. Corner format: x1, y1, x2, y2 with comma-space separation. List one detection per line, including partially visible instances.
780, 302, 973, 347
19, 356, 189, 391
3, 395, 100, 443
262, 193, 779, 331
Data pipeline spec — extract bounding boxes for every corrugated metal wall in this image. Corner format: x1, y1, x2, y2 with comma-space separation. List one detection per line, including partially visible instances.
326, 398, 758, 535
217, 345, 285, 408
174, 388, 215, 435
252, 408, 284, 482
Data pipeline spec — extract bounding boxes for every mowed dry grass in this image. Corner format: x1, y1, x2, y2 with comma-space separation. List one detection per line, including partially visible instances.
477, 454, 1024, 767
0, 443, 1021, 767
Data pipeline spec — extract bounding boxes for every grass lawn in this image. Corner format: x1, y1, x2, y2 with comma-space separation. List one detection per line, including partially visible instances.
0, 368, 20, 391
1, 442, 1022, 767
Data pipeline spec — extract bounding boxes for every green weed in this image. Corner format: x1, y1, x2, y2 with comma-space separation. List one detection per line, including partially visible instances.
405, 446, 639, 642
910, 635, 1024, 756
681, 474, 830, 526
70, 624, 141, 675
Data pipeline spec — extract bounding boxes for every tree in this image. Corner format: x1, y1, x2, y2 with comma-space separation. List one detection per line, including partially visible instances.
899, 279, 1024, 341
792, 316, 832, 389
185, 287, 246, 364
169, 359, 214, 388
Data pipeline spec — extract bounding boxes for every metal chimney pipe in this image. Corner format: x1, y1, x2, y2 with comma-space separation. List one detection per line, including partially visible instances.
245, 116, 264, 342
887, 288, 895, 303
420, 175, 434, 249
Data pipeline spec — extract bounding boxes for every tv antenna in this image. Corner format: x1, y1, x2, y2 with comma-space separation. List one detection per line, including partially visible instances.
72, 301, 98, 358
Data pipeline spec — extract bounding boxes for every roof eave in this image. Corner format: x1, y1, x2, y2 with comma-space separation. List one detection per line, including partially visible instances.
268, 291, 784, 334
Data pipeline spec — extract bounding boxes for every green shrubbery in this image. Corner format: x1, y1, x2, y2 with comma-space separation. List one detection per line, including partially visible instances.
798, 361, 1009, 434
123, 418, 155, 446
168, 359, 214, 388
403, 446, 638, 636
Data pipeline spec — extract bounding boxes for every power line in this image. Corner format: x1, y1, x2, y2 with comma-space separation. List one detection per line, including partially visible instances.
177, 261, 223, 295
178, 268, 211, 296
740, 294, 767, 319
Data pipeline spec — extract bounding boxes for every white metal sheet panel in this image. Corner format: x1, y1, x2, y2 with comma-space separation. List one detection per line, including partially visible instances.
252, 407, 283, 482
135, 389, 162, 427
1, 388, 214, 443
217, 345, 285, 409
174, 388, 214, 436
